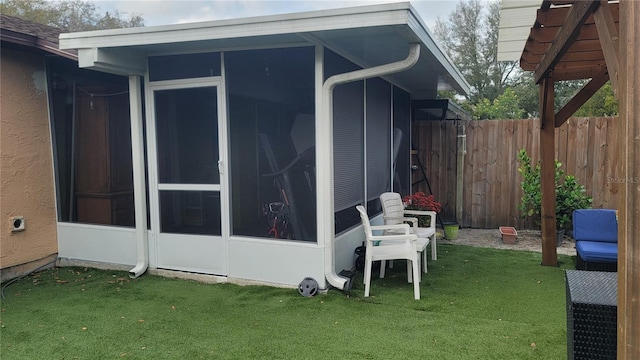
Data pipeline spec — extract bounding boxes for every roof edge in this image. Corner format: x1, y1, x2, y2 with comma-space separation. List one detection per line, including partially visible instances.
1, 28, 77, 61
406, 4, 471, 95
60, 2, 412, 42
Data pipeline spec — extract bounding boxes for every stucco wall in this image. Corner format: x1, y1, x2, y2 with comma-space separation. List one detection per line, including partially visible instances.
0, 48, 58, 275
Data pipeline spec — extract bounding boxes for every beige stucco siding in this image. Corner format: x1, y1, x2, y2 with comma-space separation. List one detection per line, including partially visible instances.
0, 48, 58, 272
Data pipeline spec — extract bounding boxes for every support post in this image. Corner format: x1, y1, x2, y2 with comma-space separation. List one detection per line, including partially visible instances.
617, 1, 640, 357
456, 123, 466, 225
539, 77, 558, 266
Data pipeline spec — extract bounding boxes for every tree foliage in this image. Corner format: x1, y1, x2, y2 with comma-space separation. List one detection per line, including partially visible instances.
510, 74, 618, 118
517, 149, 592, 230
433, 0, 518, 105
0, 0, 144, 31
474, 88, 525, 120
573, 81, 618, 117
435, 0, 618, 120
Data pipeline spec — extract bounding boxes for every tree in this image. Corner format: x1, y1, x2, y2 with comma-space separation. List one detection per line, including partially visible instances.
474, 88, 525, 120
433, 0, 519, 105
511, 73, 587, 118
573, 81, 618, 117
511, 73, 618, 118
0, 0, 144, 31
511, 73, 539, 118
435, 0, 617, 120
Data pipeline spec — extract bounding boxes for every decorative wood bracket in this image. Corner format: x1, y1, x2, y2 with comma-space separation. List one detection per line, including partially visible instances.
593, 0, 619, 99
555, 66, 609, 127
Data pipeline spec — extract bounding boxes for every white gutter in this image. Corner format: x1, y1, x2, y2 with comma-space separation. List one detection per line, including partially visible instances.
322, 43, 421, 290
128, 75, 149, 278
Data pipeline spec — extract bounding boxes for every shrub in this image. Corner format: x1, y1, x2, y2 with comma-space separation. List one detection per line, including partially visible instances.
517, 149, 592, 231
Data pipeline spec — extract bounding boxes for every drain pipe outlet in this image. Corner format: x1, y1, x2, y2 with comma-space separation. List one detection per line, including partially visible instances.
127, 75, 149, 278
322, 43, 421, 290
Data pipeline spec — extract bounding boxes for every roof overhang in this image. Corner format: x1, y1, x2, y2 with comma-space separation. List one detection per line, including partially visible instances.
412, 99, 472, 121
59, 2, 470, 96
1, 27, 77, 60
499, 0, 619, 84
520, 0, 619, 84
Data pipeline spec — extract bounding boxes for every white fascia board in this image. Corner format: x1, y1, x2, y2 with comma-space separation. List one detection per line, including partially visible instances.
497, 51, 525, 62
500, 0, 542, 10
78, 48, 146, 75
59, 2, 412, 51
498, 0, 540, 62
499, 6, 539, 28
497, 27, 535, 62
498, 38, 532, 53
406, 4, 471, 96
498, 26, 533, 43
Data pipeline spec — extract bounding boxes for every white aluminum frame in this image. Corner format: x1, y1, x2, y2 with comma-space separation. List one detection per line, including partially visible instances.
145, 72, 230, 275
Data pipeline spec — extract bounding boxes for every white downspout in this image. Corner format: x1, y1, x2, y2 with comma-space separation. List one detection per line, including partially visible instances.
322, 43, 421, 290
128, 75, 149, 278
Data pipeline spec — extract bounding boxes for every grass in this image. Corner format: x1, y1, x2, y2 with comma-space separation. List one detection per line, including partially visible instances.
0, 244, 575, 360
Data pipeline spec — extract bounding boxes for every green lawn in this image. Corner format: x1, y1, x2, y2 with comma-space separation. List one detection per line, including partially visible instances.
0, 244, 575, 359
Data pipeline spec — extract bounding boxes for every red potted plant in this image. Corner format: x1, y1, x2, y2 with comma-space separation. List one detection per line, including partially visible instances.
402, 192, 441, 227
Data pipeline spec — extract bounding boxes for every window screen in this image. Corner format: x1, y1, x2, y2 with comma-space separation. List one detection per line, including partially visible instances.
226, 47, 316, 241
366, 78, 392, 216
326, 50, 405, 232
325, 50, 365, 233
393, 86, 411, 196
46, 57, 136, 227
333, 81, 365, 213
149, 52, 221, 81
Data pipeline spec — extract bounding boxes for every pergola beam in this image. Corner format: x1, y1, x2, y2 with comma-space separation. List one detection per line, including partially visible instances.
534, 0, 601, 84
536, 3, 619, 27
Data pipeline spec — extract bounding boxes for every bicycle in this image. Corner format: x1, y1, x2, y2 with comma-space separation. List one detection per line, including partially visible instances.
263, 202, 294, 239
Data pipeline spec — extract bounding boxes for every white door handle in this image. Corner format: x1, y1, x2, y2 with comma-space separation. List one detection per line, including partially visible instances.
218, 160, 224, 174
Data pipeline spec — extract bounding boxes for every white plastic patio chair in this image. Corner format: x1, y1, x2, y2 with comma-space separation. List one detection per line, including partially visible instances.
356, 205, 421, 300
379, 192, 438, 274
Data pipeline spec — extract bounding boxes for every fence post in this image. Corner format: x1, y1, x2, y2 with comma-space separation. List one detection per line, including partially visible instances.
456, 122, 466, 225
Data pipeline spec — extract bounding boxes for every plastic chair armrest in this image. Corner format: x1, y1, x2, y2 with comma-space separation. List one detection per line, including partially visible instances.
403, 210, 437, 217
403, 210, 437, 229
370, 223, 411, 234
384, 215, 418, 226
370, 233, 418, 242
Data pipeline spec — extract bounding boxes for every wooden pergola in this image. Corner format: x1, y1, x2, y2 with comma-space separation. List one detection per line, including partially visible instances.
518, 0, 638, 357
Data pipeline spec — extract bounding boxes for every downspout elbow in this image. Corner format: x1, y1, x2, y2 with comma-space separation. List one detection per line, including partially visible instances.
323, 44, 421, 290
323, 43, 420, 92
129, 230, 148, 278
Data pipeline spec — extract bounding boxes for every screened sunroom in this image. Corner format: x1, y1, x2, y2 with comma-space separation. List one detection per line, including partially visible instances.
55, 2, 469, 290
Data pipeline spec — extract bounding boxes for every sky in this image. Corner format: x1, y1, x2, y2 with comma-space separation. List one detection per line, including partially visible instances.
87, 0, 461, 30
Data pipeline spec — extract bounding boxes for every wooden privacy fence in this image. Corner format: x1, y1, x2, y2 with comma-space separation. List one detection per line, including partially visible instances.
411, 117, 620, 229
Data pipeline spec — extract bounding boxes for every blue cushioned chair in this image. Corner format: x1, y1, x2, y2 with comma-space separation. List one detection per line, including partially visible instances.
573, 209, 618, 271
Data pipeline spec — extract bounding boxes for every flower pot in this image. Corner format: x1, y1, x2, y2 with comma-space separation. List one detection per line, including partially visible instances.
443, 222, 459, 240
499, 226, 518, 244
556, 229, 565, 247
